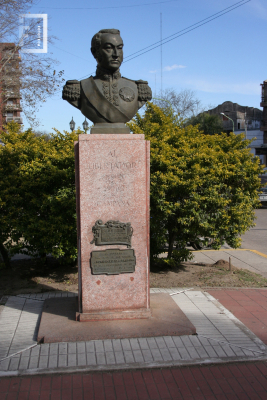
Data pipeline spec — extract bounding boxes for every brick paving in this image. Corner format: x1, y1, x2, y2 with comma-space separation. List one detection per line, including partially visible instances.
0, 362, 267, 399
208, 289, 267, 345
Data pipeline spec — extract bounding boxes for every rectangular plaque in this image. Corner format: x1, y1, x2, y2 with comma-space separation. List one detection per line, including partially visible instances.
91, 249, 136, 275
91, 220, 133, 247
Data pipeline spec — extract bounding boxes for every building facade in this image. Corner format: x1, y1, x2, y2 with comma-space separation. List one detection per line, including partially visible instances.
0, 43, 22, 130
205, 99, 266, 166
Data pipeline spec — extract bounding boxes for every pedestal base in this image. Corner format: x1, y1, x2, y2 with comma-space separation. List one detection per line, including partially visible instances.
37, 293, 196, 343
76, 308, 152, 322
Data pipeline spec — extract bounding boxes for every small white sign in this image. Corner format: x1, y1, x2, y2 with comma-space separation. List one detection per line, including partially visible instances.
19, 14, 47, 53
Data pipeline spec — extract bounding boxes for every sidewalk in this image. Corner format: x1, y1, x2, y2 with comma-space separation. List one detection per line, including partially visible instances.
1, 249, 267, 398
1, 361, 267, 399
192, 249, 267, 279
0, 289, 267, 378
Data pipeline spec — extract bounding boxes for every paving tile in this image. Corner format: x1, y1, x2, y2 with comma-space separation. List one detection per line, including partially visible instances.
112, 340, 122, 352
96, 353, 106, 365
155, 337, 167, 349
141, 349, 154, 362
67, 343, 76, 354
38, 355, 48, 369
169, 348, 182, 361
138, 338, 149, 350
129, 339, 140, 351
103, 340, 113, 352
94, 341, 104, 353
163, 336, 176, 348
105, 352, 116, 365
77, 352, 86, 366
18, 357, 29, 370
40, 344, 49, 356
114, 351, 125, 364
28, 356, 39, 369
8, 357, 20, 371
147, 338, 158, 349
86, 352, 96, 365
133, 350, 144, 363
77, 342, 85, 354
150, 348, 163, 361
85, 341, 95, 353
58, 354, 67, 368
124, 351, 135, 363
48, 355, 58, 368
67, 353, 77, 367
58, 343, 68, 355
159, 347, 172, 361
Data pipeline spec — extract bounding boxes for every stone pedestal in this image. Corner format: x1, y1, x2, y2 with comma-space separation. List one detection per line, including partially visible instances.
74, 134, 150, 321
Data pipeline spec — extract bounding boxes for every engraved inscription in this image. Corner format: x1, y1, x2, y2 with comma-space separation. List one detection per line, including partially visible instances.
92, 200, 130, 207
90, 220, 133, 247
91, 249, 136, 275
103, 173, 125, 193
87, 161, 136, 170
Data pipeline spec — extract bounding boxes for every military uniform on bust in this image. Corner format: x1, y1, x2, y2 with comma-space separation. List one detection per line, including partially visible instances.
62, 28, 152, 134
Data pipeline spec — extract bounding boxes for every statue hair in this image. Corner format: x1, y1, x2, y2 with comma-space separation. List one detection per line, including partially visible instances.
91, 29, 121, 60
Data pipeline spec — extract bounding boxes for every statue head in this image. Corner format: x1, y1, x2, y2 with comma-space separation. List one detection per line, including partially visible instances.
91, 29, 123, 71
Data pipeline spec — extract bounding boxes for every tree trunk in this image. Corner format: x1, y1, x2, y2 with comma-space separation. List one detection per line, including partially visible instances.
167, 230, 175, 259
0, 242, 10, 269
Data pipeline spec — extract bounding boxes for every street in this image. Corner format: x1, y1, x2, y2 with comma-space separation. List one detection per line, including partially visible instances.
241, 208, 267, 254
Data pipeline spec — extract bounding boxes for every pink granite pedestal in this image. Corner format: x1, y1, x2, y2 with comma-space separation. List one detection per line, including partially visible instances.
74, 134, 150, 321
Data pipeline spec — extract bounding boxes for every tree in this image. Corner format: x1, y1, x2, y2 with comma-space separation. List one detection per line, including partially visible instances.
186, 112, 224, 135
153, 88, 201, 118
128, 103, 264, 262
0, 122, 80, 268
0, 0, 64, 126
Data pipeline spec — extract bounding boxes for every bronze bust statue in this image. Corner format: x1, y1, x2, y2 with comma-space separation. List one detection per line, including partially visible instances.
62, 29, 152, 133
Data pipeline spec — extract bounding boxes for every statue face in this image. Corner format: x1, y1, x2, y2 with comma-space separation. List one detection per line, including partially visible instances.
97, 33, 123, 71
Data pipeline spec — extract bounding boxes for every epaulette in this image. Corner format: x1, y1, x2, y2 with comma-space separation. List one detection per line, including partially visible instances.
62, 80, 80, 101
135, 80, 152, 102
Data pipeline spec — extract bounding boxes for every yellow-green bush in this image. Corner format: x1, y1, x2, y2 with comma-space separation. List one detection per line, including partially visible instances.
0, 122, 80, 267
128, 103, 264, 260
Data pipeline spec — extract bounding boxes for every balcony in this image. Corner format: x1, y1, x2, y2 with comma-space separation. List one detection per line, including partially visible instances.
4, 104, 22, 111
4, 91, 21, 99
6, 117, 23, 124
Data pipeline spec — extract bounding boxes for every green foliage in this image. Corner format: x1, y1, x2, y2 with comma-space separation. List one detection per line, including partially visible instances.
128, 103, 264, 261
0, 122, 81, 266
186, 112, 223, 135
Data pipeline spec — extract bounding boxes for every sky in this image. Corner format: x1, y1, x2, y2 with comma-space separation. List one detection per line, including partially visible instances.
21, 0, 267, 133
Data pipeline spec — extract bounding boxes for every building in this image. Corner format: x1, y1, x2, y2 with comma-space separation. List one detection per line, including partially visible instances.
0, 43, 22, 130
260, 79, 267, 144
205, 100, 266, 166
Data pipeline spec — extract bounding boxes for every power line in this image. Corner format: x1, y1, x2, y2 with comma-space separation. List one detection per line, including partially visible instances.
33, 0, 180, 10
123, 0, 250, 63
50, 0, 250, 81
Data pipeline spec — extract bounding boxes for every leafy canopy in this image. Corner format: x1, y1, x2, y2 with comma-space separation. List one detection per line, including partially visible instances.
186, 112, 224, 135
128, 103, 264, 262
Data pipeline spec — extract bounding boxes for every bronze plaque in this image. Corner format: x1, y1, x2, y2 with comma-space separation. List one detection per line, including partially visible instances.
91, 249, 136, 275
90, 220, 133, 248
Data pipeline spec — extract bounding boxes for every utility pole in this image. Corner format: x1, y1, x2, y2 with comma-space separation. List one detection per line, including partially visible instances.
244, 111, 247, 140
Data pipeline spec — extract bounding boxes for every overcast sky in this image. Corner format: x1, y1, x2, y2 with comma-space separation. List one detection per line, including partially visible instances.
22, 0, 267, 132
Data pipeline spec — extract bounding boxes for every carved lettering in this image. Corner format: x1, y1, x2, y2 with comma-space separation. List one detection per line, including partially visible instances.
92, 200, 131, 207
87, 161, 137, 170
108, 150, 116, 157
